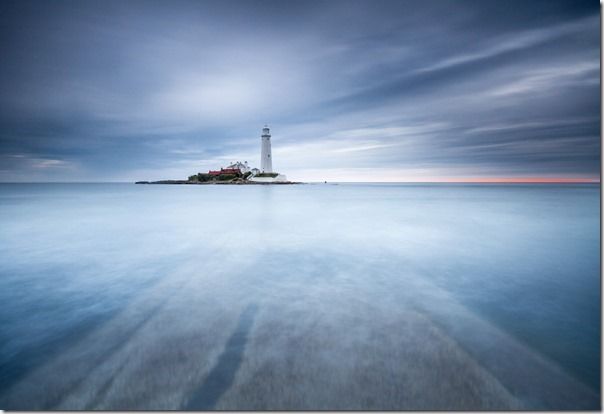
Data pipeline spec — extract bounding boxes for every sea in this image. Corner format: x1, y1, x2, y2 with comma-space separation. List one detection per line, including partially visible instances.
0, 182, 600, 409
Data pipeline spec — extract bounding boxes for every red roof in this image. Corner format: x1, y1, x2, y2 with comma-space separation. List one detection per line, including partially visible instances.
208, 168, 241, 176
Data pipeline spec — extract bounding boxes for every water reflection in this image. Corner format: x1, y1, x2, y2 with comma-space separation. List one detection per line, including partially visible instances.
0, 183, 599, 409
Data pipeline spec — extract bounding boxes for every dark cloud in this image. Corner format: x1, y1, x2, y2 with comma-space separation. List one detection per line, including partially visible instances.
0, 0, 599, 182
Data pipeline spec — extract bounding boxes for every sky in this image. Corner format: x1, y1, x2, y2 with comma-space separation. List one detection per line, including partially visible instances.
0, 0, 600, 182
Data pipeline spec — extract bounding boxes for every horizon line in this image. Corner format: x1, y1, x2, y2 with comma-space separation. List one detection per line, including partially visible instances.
0, 178, 600, 184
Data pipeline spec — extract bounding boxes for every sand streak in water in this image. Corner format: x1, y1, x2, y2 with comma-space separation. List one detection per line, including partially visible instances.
0, 247, 597, 410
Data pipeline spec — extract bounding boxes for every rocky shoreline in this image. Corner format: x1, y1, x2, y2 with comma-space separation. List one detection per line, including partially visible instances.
135, 180, 302, 185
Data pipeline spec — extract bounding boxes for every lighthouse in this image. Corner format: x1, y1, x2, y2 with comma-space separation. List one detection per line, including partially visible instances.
260, 125, 273, 173
249, 125, 287, 182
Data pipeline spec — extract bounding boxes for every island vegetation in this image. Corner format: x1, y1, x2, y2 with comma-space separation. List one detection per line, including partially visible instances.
136, 170, 299, 185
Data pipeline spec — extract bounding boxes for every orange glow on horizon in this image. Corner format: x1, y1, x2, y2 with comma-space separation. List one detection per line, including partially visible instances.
323, 177, 601, 183
432, 177, 600, 183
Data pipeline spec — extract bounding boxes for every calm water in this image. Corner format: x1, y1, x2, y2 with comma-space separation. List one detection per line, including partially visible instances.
0, 183, 600, 409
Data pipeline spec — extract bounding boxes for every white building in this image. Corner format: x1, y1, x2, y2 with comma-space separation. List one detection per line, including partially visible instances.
226, 161, 250, 173
250, 125, 288, 182
260, 125, 272, 173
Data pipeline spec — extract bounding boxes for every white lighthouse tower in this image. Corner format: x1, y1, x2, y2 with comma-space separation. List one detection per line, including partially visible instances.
260, 125, 273, 173
249, 125, 287, 182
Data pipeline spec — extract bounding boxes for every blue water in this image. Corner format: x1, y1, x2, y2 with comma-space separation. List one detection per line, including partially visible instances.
0, 183, 599, 409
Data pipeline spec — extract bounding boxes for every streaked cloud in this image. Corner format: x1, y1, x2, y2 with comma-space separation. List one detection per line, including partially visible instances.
0, 0, 599, 182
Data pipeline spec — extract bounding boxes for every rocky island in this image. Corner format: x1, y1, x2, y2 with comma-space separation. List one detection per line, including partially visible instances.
136, 126, 301, 185
136, 171, 301, 185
